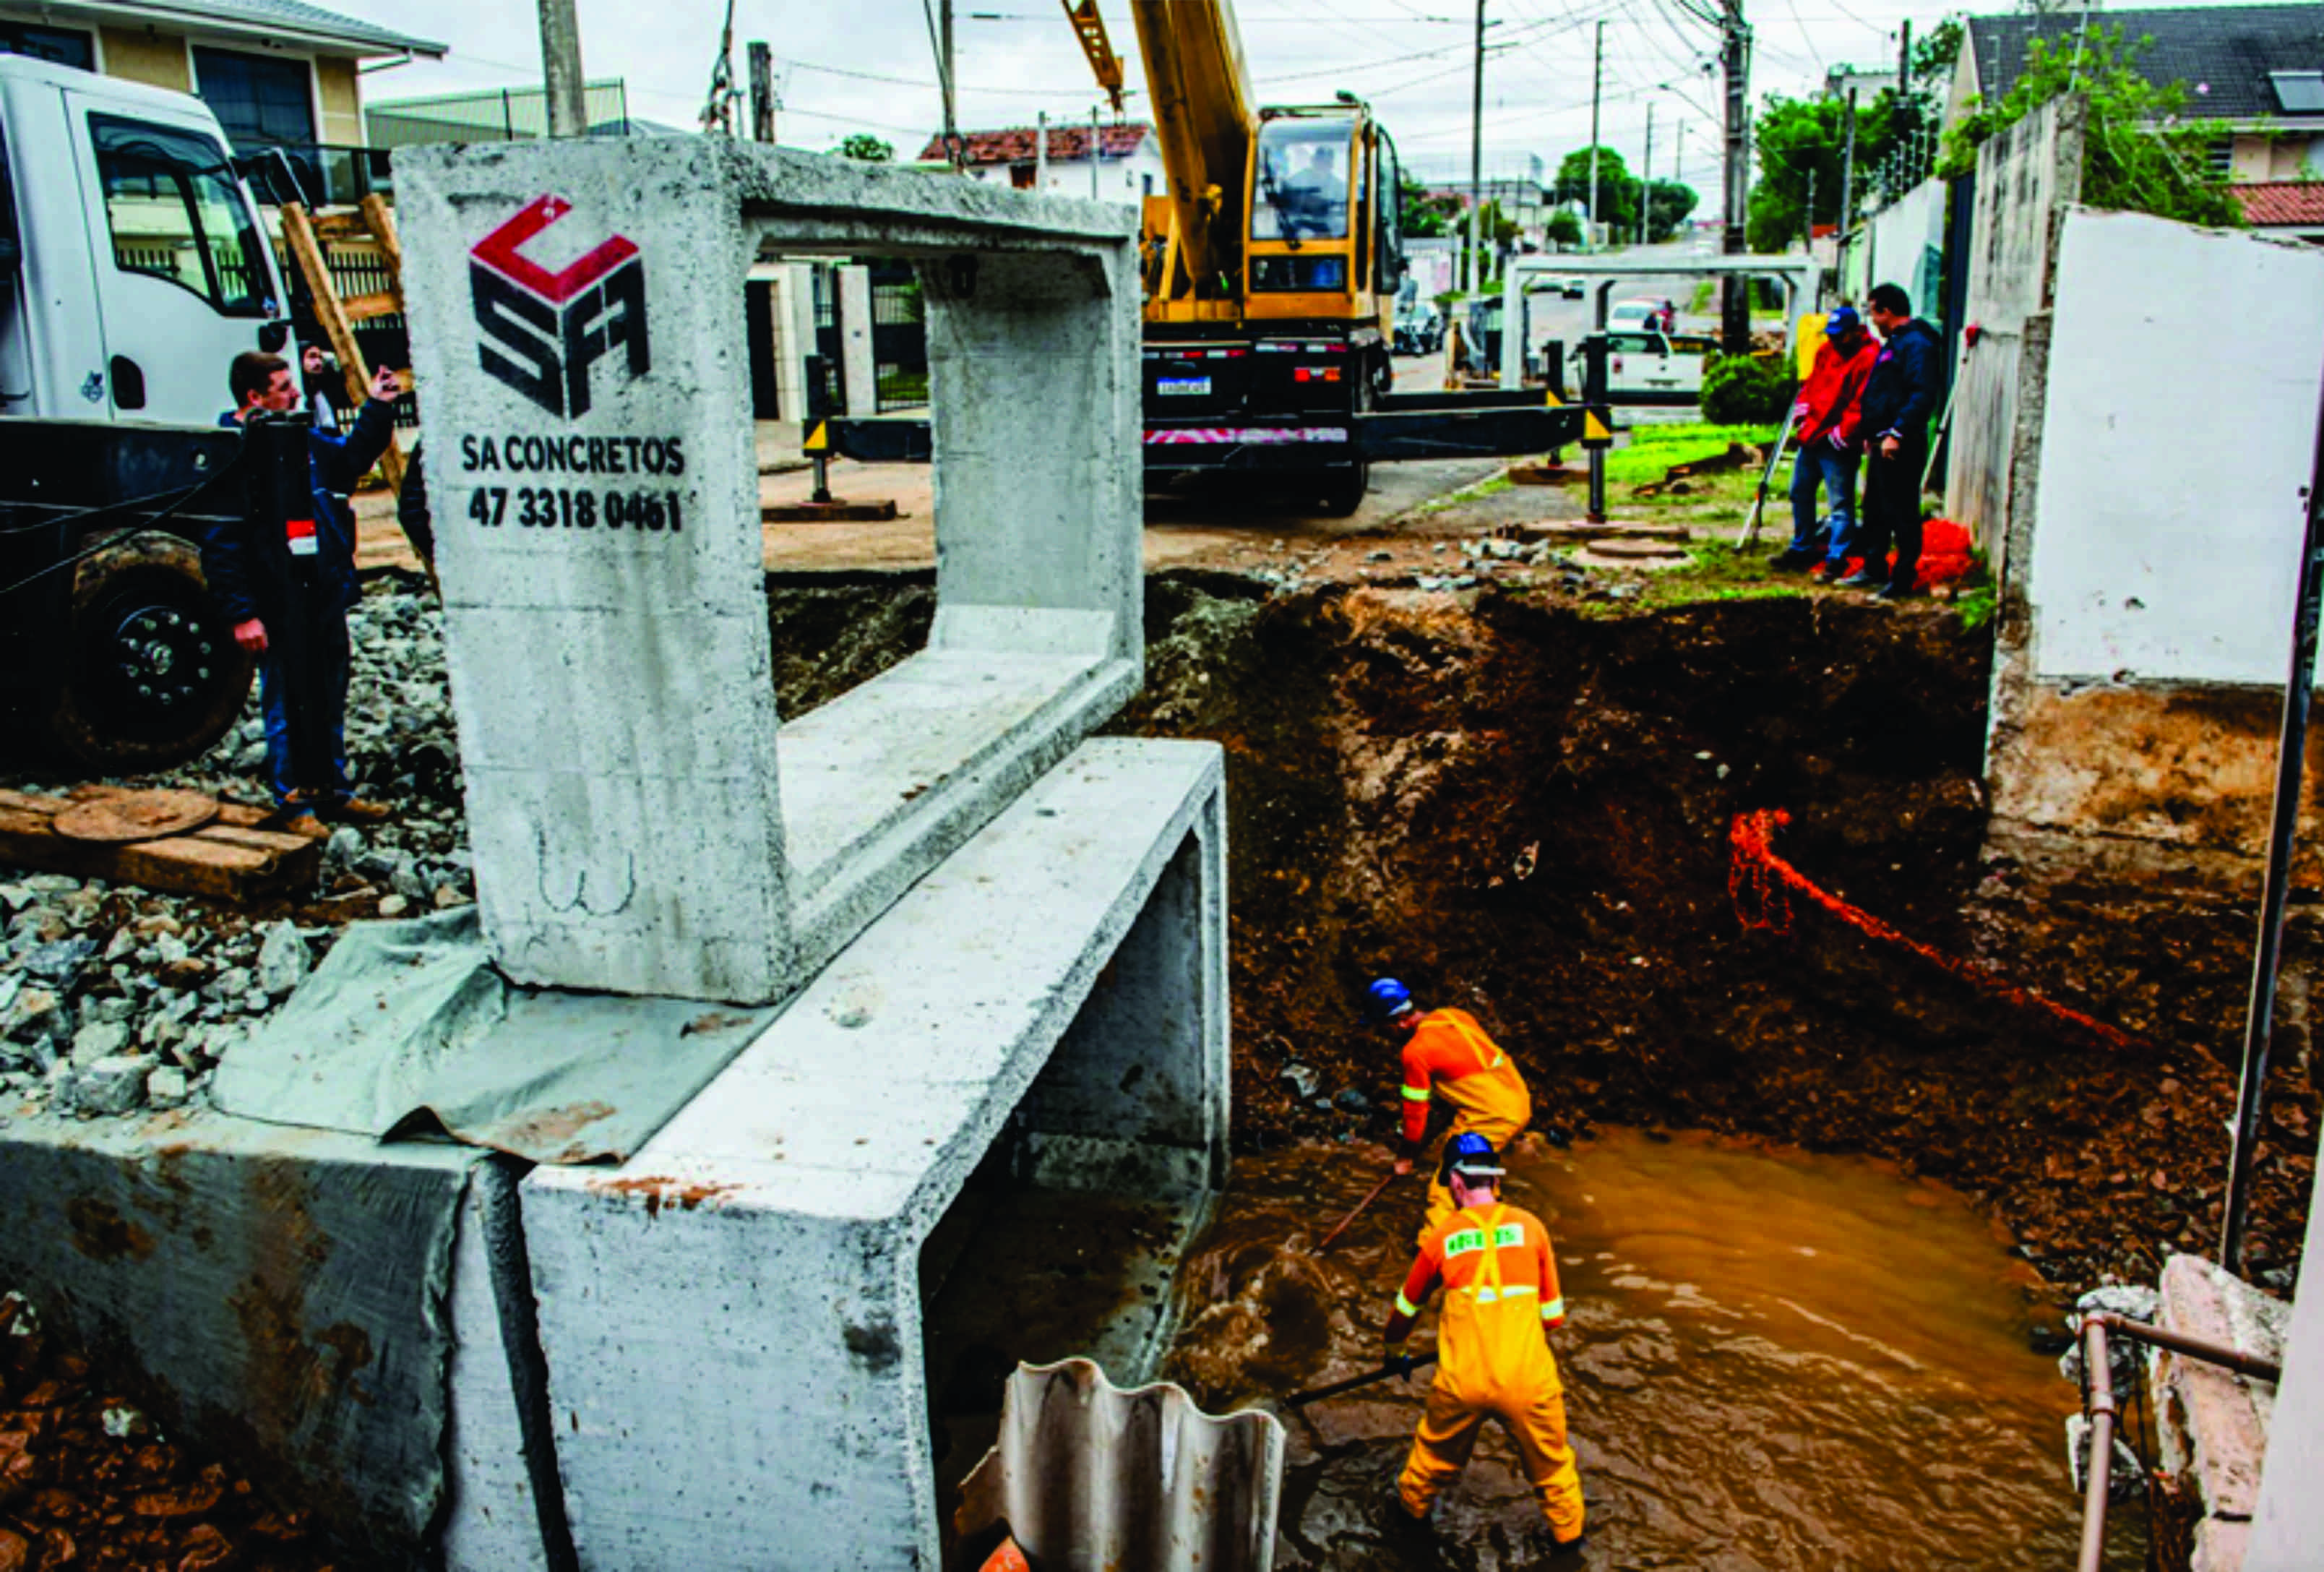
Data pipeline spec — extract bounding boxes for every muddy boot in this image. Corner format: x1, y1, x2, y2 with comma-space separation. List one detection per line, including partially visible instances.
1380, 1476, 1438, 1558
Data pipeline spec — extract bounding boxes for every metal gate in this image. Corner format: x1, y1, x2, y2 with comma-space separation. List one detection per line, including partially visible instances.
811, 264, 845, 418
868, 259, 927, 413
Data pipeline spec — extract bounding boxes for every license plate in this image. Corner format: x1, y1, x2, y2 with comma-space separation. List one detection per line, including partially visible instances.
1156, 376, 1211, 397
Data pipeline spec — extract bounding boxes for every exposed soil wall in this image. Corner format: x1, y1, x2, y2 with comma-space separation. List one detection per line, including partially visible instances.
768, 570, 2318, 1301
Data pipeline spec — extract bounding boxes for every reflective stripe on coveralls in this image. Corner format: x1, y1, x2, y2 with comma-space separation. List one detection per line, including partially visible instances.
1401, 1010, 1533, 1244
1395, 1203, 1585, 1540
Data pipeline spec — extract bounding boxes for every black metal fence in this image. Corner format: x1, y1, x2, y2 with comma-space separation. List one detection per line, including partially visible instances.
869, 260, 928, 413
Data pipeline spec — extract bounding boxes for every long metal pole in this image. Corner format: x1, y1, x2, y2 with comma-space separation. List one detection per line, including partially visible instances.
2219, 378, 2324, 1273
1468, 0, 1486, 293
1587, 21, 1603, 252
1090, 105, 1101, 199
1641, 100, 1655, 244
1898, 18, 1913, 93
1036, 110, 1049, 189
1838, 87, 1858, 279
536, 0, 587, 139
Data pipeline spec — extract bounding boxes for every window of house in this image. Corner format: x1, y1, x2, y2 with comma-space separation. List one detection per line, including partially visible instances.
191, 46, 316, 152
2268, 72, 2324, 113
2206, 137, 2234, 178
91, 113, 267, 315
1010, 162, 1036, 189
0, 23, 94, 71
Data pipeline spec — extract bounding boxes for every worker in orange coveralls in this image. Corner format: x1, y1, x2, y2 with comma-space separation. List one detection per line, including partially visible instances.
1369, 977, 1533, 1244
1385, 1133, 1585, 1555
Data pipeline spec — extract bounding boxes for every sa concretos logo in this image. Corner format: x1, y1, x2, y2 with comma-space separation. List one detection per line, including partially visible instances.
470, 194, 648, 418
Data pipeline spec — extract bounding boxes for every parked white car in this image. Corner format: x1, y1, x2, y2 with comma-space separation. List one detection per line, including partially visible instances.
1572, 330, 1709, 405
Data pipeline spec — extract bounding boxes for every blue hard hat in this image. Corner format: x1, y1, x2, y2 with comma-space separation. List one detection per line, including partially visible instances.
1442, 1132, 1506, 1180
1825, 305, 1862, 336
1366, 977, 1414, 1021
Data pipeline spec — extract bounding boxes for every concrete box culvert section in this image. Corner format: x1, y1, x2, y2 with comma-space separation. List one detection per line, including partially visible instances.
394, 137, 1145, 1008
521, 738, 1228, 1570
0, 738, 1226, 1569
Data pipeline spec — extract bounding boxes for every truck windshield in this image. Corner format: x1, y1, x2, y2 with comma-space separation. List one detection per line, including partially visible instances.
90, 113, 266, 317
1252, 118, 1354, 244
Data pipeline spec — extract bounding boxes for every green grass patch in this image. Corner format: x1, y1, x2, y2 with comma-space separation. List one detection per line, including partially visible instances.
1601, 421, 1777, 486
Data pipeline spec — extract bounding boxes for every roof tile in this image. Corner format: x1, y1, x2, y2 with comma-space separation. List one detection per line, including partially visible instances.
2233, 179, 2324, 223
916, 122, 1152, 166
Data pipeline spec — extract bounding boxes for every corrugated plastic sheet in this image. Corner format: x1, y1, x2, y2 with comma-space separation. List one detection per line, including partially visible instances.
955, 1359, 1285, 1572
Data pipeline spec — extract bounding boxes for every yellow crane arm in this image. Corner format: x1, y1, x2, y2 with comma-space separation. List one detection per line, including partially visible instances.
1127, 0, 1255, 295
1058, 0, 1127, 113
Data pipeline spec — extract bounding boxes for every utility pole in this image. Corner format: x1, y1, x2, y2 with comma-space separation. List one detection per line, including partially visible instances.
1898, 19, 1913, 93
1719, 0, 1750, 351
748, 42, 775, 144
1641, 100, 1655, 244
1468, 0, 1486, 293
1839, 87, 1859, 246
942, 0, 960, 166
1036, 110, 1049, 190
1804, 166, 1815, 253
537, 0, 587, 139
1588, 20, 1604, 253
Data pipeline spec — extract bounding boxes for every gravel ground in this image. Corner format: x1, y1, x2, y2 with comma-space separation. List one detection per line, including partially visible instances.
1, 581, 471, 1128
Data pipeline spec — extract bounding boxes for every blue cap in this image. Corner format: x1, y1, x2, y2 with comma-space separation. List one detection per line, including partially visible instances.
1825, 305, 1862, 336
1442, 1132, 1505, 1180
1366, 977, 1413, 1021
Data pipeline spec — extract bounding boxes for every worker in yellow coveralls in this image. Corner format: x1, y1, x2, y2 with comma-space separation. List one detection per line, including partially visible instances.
1384, 1133, 1585, 1555
1369, 978, 1533, 1244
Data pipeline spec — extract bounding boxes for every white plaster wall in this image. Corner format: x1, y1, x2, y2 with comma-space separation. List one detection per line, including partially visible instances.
2247, 1122, 2324, 1567
2027, 208, 2324, 686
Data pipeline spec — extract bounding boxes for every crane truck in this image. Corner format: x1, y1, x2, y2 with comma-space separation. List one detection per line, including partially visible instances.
0, 54, 290, 772
821, 0, 1585, 513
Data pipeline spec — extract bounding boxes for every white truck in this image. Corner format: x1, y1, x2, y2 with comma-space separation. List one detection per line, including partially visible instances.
0, 53, 295, 770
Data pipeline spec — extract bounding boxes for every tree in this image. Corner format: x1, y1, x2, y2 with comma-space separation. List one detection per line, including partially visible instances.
1644, 180, 1698, 243
1938, 25, 2242, 227
1545, 210, 1584, 250
1912, 17, 1964, 90
1745, 90, 1932, 252
1552, 146, 1640, 239
1398, 173, 1458, 239
835, 134, 895, 162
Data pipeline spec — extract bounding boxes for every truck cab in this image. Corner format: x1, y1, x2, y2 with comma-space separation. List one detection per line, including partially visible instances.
0, 55, 287, 771
0, 53, 288, 426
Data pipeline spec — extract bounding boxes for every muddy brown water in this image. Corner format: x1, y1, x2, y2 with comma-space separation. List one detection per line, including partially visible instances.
1163, 1128, 2143, 1571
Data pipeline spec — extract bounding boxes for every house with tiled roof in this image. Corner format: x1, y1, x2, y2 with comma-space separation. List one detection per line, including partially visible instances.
1948, 3, 2324, 231
0, 0, 444, 201
917, 121, 1165, 203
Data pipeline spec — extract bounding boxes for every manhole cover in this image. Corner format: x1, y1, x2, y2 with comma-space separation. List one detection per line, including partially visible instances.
52, 790, 219, 844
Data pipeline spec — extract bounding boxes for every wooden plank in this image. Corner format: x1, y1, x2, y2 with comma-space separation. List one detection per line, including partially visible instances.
340, 291, 403, 323
0, 789, 321, 903
360, 193, 404, 298
279, 202, 406, 496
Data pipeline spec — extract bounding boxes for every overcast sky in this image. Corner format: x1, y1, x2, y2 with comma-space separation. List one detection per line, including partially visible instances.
331, 0, 2265, 196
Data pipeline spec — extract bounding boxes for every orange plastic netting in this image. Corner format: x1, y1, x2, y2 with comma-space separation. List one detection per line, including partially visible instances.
1729, 807, 2145, 1054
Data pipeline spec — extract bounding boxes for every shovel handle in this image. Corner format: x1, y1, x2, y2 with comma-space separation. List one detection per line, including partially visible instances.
1283, 1351, 1439, 1409
1314, 1168, 1399, 1254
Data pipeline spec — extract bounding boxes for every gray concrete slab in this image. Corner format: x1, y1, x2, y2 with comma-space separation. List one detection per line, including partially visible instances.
520, 736, 1228, 1571
0, 1109, 541, 1566
395, 139, 1142, 1006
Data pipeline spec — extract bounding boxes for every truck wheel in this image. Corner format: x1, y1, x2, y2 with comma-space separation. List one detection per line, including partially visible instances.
46, 538, 254, 773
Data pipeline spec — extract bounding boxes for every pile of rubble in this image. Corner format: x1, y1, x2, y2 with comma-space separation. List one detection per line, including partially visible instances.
1, 584, 470, 1125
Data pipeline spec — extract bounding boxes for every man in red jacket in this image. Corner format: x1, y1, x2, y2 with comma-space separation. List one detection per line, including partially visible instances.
1768, 306, 1878, 573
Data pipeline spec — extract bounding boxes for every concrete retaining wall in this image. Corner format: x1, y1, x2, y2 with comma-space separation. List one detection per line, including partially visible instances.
1987, 208, 2324, 856
1944, 93, 2083, 572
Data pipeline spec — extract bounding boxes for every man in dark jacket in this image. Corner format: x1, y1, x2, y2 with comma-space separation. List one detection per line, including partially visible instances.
1836, 282, 1943, 601
204, 350, 402, 829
